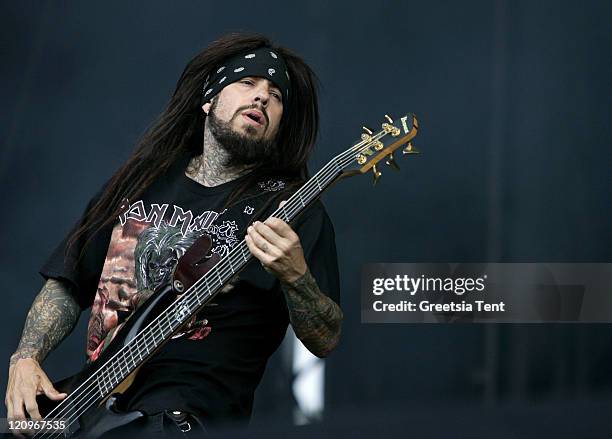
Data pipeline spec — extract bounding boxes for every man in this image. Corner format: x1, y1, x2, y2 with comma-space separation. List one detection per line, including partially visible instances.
6, 33, 342, 437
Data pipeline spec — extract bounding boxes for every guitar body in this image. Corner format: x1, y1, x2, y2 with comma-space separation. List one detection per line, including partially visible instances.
35, 234, 219, 437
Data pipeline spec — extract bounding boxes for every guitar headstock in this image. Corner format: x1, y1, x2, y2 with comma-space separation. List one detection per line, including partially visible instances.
336, 113, 419, 185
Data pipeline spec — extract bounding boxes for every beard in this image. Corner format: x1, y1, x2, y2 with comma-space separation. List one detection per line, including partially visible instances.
207, 99, 278, 169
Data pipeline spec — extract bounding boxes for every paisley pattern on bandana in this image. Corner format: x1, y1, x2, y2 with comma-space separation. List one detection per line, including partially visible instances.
201, 46, 290, 107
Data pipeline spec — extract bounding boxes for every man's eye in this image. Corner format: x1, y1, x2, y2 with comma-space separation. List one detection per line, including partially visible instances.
241, 80, 254, 85
271, 92, 281, 100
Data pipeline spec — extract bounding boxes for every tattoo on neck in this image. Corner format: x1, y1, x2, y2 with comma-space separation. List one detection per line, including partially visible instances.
185, 124, 252, 187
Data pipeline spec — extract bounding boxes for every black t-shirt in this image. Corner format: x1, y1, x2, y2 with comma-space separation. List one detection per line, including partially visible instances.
40, 152, 340, 429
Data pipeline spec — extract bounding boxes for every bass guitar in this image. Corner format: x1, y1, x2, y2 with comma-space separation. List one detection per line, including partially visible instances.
34, 113, 419, 438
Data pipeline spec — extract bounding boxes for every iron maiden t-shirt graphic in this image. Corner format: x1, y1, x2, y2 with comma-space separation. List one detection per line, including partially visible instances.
86, 200, 241, 362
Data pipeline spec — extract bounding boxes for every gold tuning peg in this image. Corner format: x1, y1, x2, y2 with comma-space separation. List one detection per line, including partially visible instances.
372, 164, 382, 185
361, 126, 373, 142
384, 114, 393, 124
402, 142, 420, 155
385, 153, 400, 171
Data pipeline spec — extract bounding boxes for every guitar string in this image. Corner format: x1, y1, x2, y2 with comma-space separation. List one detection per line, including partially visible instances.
37, 123, 410, 438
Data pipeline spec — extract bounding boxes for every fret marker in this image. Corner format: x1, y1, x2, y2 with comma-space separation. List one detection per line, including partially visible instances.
175, 303, 190, 322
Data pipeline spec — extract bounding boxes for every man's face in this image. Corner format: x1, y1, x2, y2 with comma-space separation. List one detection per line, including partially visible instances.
203, 76, 283, 141
202, 77, 284, 168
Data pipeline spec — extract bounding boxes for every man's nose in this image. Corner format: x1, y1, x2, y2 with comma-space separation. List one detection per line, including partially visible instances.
252, 85, 270, 107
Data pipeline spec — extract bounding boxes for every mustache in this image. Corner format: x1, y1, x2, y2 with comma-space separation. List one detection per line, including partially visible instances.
233, 104, 269, 126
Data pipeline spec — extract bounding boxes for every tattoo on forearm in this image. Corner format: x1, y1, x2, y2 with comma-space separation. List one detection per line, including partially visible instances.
10, 279, 81, 366
281, 270, 343, 357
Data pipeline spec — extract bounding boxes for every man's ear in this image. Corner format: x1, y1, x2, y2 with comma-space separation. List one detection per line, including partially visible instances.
202, 102, 211, 115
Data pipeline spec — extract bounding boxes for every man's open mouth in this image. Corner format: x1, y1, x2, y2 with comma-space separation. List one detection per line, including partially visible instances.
242, 110, 265, 126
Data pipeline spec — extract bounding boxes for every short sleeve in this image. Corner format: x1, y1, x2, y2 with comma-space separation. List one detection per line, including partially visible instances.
39, 183, 114, 310
292, 200, 341, 306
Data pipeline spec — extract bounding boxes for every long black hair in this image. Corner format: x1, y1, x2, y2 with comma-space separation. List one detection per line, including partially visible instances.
67, 33, 320, 256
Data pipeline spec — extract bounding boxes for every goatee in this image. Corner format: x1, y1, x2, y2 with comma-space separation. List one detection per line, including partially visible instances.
207, 102, 278, 169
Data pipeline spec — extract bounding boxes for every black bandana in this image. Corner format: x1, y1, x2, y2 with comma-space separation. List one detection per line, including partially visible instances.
201, 47, 290, 107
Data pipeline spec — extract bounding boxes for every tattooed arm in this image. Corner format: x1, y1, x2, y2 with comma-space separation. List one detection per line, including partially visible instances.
6, 279, 79, 427
245, 215, 343, 358
10, 279, 81, 365
280, 270, 343, 358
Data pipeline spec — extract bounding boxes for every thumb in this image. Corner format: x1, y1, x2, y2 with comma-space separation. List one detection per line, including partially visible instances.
40, 378, 67, 401
279, 200, 287, 208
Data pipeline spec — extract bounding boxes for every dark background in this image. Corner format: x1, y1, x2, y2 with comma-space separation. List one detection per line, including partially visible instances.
2, 1, 611, 437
